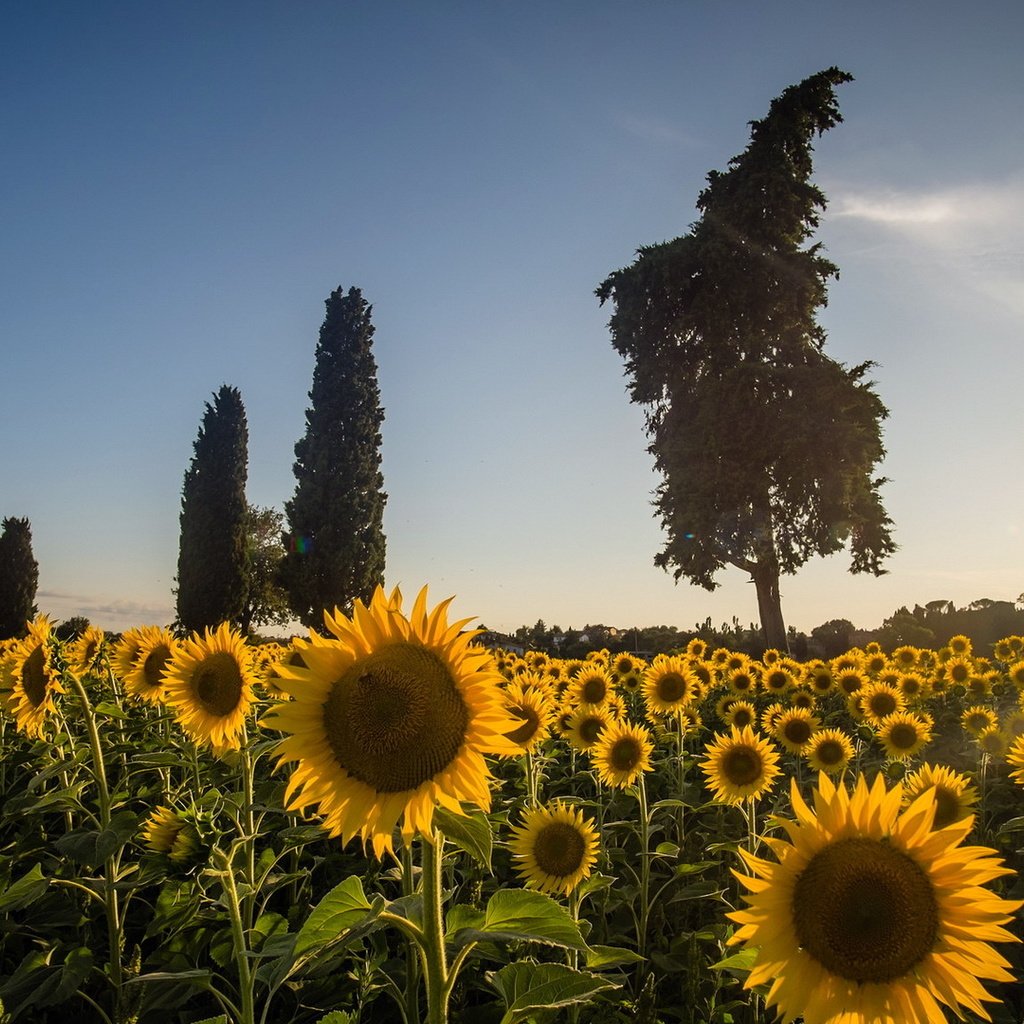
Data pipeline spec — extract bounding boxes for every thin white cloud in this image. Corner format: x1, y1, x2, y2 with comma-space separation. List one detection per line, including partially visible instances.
37, 589, 174, 631
827, 176, 1024, 316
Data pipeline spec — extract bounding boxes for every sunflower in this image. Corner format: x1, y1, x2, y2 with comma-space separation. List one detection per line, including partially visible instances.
564, 705, 612, 752
976, 725, 1008, 758
834, 667, 866, 698
262, 586, 519, 857
774, 707, 819, 755
66, 625, 107, 680
761, 666, 795, 696
729, 772, 1021, 1024
947, 633, 972, 656
789, 688, 816, 711
700, 726, 780, 805
124, 626, 178, 705
1008, 734, 1024, 785
962, 705, 999, 738
891, 645, 920, 669
5, 616, 64, 738
502, 679, 555, 754
590, 719, 654, 789
685, 637, 708, 659
725, 699, 758, 730
1006, 659, 1024, 690
876, 712, 932, 761
508, 801, 600, 897
897, 671, 927, 703
140, 805, 202, 863
944, 656, 973, 688
804, 728, 854, 775
643, 655, 700, 715
727, 666, 759, 697
804, 662, 834, 695
164, 622, 258, 754
111, 626, 151, 682
858, 682, 905, 726
903, 762, 979, 830
568, 665, 613, 708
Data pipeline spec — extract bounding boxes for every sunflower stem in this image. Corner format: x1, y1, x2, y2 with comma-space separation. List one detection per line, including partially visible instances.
64, 670, 124, 1018
419, 831, 450, 1024
217, 846, 256, 1024
401, 842, 422, 1024
635, 771, 651, 995
240, 731, 257, 933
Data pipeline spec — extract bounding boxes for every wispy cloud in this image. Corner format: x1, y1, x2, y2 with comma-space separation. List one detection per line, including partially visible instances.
613, 111, 704, 150
827, 176, 1024, 316
38, 589, 174, 631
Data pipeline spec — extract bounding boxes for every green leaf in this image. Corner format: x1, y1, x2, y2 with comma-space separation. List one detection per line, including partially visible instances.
193, 1017, 229, 1024
654, 841, 679, 857
584, 944, 645, 969
0, 864, 47, 913
94, 700, 131, 720
711, 947, 759, 974
54, 810, 139, 867
293, 875, 380, 958
433, 806, 493, 870
315, 1013, 355, 1024
449, 889, 588, 951
675, 861, 717, 876
490, 962, 619, 1024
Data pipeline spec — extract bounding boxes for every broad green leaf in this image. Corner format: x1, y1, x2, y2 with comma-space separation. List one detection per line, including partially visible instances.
584, 944, 645, 968
444, 902, 484, 939
449, 888, 588, 951
316, 1013, 354, 1024
94, 700, 131, 720
293, 875, 380, 958
0, 864, 47, 913
654, 842, 679, 857
675, 861, 717, 876
54, 810, 139, 867
433, 806, 493, 870
711, 947, 759, 973
490, 962, 619, 1024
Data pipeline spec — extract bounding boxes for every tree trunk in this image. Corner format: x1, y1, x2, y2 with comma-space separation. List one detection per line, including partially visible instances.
752, 561, 788, 651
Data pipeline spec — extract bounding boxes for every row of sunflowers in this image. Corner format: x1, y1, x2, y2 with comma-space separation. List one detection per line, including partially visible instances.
1, 586, 1023, 1024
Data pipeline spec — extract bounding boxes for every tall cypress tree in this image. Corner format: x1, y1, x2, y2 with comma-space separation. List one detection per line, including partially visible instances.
280, 286, 387, 626
598, 69, 895, 649
175, 384, 249, 633
0, 517, 39, 639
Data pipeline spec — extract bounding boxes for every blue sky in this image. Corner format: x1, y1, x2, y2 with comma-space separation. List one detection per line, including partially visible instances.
2, 2, 1022, 636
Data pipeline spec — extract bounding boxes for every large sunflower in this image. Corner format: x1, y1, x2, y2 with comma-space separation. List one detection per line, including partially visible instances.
508, 801, 600, 896
642, 655, 699, 715
590, 719, 654, 789
729, 772, 1021, 1024
164, 622, 257, 753
700, 726, 781, 805
262, 586, 519, 858
4, 616, 64, 738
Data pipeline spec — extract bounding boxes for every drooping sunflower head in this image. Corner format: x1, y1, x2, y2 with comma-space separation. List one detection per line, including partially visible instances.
590, 719, 654, 789
700, 726, 781, 805
263, 586, 520, 858
508, 801, 600, 897
502, 679, 555, 754
164, 622, 257, 754
804, 727, 854, 775
6, 616, 64, 738
124, 626, 179, 705
642, 655, 699, 715
66, 625, 108, 680
728, 772, 1022, 1024
903, 762, 979, 830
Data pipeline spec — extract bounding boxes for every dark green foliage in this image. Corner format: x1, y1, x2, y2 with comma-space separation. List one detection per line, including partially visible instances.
0, 517, 39, 639
54, 616, 91, 643
175, 384, 249, 633
280, 286, 387, 626
239, 504, 292, 635
597, 68, 895, 648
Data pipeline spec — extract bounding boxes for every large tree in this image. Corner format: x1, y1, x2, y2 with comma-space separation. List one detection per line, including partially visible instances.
280, 286, 387, 625
238, 504, 292, 635
175, 384, 249, 633
0, 516, 39, 639
597, 68, 895, 648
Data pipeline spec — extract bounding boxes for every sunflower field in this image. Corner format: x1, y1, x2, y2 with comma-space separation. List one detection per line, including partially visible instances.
1, 588, 1023, 1024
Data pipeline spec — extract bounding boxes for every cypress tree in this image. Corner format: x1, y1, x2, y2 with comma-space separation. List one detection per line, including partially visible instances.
0, 516, 39, 639
280, 286, 387, 626
175, 384, 249, 633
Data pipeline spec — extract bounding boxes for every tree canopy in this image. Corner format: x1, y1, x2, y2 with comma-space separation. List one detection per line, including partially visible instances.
597, 68, 895, 648
175, 384, 250, 633
0, 516, 39, 639
280, 286, 387, 625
